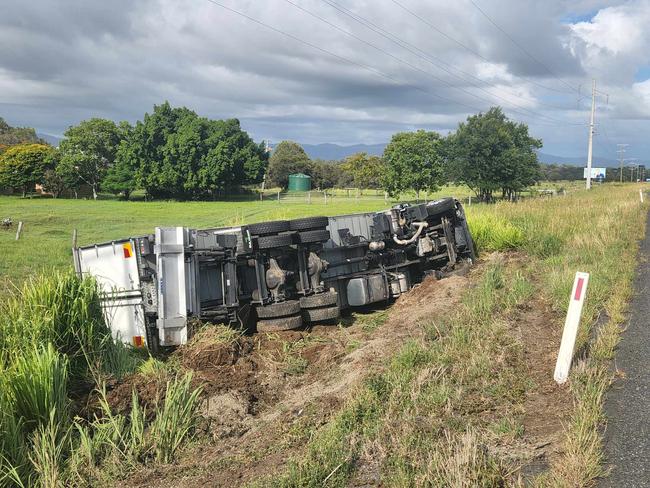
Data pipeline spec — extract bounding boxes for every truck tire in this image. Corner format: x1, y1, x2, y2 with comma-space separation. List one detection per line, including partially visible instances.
302, 305, 340, 323
295, 229, 330, 244
256, 300, 301, 319
289, 216, 329, 231
255, 233, 295, 250
300, 291, 338, 309
247, 220, 290, 236
257, 314, 303, 332
426, 198, 455, 217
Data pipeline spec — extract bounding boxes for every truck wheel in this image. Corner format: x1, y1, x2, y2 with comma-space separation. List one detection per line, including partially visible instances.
247, 220, 290, 236
300, 291, 338, 309
302, 305, 340, 323
256, 300, 301, 319
295, 229, 330, 244
255, 233, 295, 250
425, 198, 455, 217
289, 216, 329, 231
257, 314, 303, 332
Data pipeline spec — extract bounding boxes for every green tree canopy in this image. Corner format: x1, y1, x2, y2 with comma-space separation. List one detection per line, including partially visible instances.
340, 152, 386, 189
266, 141, 311, 189
447, 107, 542, 202
382, 130, 444, 199
120, 102, 267, 199
57, 118, 122, 200
0, 144, 54, 196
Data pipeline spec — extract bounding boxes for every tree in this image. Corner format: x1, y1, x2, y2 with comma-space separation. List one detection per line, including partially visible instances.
103, 122, 137, 199
447, 107, 542, 202
124, 102, 268, 199
340, 152, 385, 189
0, 117, 45, 146
57, 118, 122, 200
42, 169, 66, 198
382, 130, 444, 199
266, 141, 311, 189
0, 144, 54, 196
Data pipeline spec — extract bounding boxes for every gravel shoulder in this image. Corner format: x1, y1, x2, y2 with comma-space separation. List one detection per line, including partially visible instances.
600, 210, 650, 487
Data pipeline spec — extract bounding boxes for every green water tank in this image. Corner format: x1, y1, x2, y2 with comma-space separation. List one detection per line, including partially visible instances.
287, 173, 311, 192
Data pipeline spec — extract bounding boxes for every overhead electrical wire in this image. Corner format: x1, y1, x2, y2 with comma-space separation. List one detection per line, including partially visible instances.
388, 0, 578, 95
202, 0, 586, 129
318, 0, 584, 125
467, 0, 580, 92
202, 0, 485, 114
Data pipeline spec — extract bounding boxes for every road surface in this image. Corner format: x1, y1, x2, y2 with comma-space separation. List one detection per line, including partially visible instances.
600, 209, 650, 487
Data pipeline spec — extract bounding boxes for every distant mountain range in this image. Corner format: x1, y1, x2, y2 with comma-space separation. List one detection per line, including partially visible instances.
33, 135, 619, 168
300, 143, 386, 160
37, 133, 62, 146
536, 152, 618, 167
298, 142, 617, 167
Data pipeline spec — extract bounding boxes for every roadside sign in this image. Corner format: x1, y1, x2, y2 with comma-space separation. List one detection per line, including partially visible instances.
583, 167, 606, 179
554, 271, 590, 385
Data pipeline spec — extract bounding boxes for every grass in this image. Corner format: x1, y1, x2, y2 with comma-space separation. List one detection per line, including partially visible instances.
249, 183, 648, 486
0, 272, 203, 486
0, 182, 645, 486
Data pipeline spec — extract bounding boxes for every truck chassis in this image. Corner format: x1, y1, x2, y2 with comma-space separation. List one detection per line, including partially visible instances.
73, 198, 475, 350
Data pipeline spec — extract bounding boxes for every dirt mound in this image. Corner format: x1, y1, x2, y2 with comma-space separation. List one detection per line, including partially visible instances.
122, 273, 471, 488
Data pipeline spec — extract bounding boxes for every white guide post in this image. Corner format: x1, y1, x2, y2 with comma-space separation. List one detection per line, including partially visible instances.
554, 271, 590, 385
640, 189, 644, 203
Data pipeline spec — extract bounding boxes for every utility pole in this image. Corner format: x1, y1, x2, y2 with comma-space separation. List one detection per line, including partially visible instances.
617, 144, 629, 183
586, 79, 596, 190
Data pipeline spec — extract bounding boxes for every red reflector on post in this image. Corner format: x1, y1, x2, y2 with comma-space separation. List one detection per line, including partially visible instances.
574, 277, 585, 300
133, 336, 144, 347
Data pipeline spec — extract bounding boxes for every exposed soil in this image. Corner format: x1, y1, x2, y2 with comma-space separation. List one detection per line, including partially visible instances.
516, 298, 573, 479
116, 271, 469, 488
111, 254, 573, 487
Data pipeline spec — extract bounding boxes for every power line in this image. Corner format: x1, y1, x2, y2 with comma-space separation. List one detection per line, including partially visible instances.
283, 0, 574, 125
202, 0, 484, 114
319, 0, 583, 126
467, 0, 579, 92
388, 0, 576, 95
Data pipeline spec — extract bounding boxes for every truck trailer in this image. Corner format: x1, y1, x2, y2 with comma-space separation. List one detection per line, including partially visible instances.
73, 198, 475, 351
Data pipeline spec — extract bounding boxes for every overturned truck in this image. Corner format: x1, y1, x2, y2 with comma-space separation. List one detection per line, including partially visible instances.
73, 198, 475, 351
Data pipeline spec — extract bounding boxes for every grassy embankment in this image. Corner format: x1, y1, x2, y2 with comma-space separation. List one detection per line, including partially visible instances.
0, 182, 645, 486
248, 183, 647, 487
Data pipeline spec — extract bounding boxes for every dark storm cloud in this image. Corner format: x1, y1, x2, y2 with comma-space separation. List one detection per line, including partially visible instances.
0, 0, 649, 157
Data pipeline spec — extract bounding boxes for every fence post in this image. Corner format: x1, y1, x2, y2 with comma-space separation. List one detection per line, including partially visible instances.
15, 221, 23, 241
308, 191, 311, 204
640, 189, 644, 203
260, 191, 263, 201
277, 191, 280, 203
72, 228, 78, 248
468, 195, 472, 206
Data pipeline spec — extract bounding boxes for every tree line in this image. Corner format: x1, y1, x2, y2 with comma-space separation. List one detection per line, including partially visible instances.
266, 107, 542, 202
1, 105, 543, 202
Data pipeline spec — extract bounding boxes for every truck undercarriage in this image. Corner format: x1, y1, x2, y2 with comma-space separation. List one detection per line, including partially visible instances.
73, 198, 476, 350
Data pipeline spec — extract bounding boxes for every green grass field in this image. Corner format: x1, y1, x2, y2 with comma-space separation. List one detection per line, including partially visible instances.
0, 185, 477, 285
0, 183, 647, 486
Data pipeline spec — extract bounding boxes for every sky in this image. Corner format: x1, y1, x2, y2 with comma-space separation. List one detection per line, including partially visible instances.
1, 0, 649, 160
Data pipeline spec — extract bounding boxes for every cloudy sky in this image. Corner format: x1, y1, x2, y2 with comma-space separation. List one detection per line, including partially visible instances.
2, 0, 649, 159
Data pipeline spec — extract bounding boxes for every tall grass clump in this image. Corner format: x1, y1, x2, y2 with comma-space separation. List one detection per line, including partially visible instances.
0, 271, 150, 486
467, 213, 525, 252
0, 271, 132, 384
